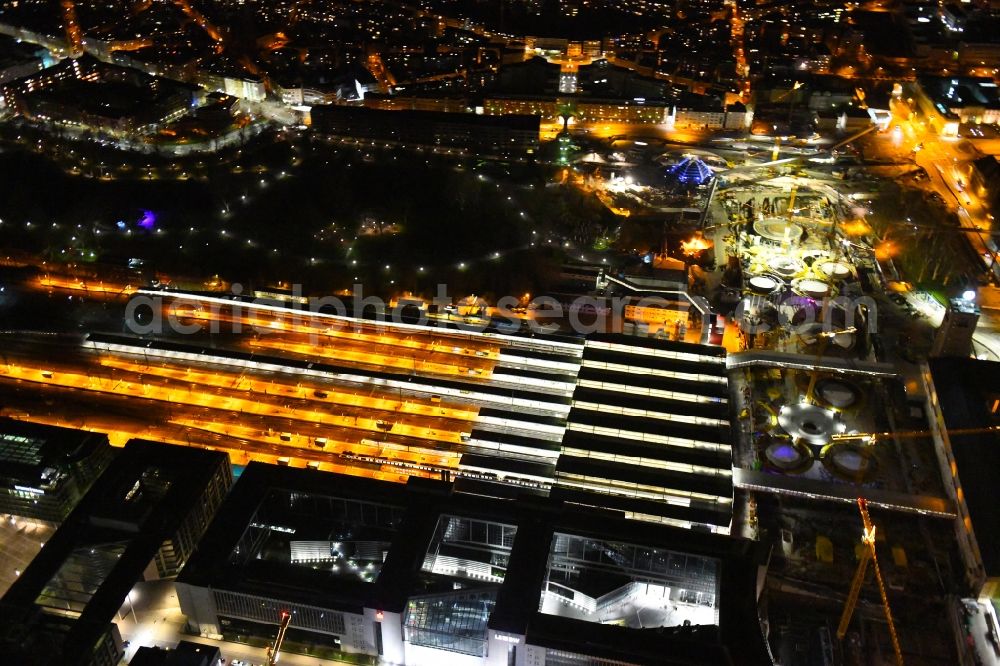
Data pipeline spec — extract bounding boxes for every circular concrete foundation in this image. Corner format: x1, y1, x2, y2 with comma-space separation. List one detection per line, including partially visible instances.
777, 402, 844, 445
815, 378, 863, 410
821, 441, 877, 482
764, 438, 814, 473
796, 278, 831, 299
748, 275, 781, 295
754, 218, 803, 244
768, 256, 805, 279
819, 261, 852, 280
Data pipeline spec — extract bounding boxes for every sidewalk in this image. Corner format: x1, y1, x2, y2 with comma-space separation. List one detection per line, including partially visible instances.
115, 580, 354, 666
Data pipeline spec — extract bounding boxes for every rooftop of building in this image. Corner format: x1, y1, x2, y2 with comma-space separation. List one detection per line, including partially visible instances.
0, 440, 230, 666
918, 75, 1000, 109
927, 358, 1000, 576
128, 640, 221, 666
847, 11, 914, 58
311, 103, 542, 130
0, 34, 45, 69
555, 333, 735, 530
6, 53, 199, 97
0, 3, 62, 38
961, 9, 1000, 44
0, 418, 109, 490
26, 77, 188, 121
485, 91, 677, 107
179, 461, 769, 665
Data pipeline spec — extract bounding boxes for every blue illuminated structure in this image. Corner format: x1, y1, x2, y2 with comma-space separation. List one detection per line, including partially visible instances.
667, 156, 713, 186
137, 210, 156, 230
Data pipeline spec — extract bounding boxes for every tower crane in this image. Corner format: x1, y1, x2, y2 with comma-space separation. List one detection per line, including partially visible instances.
803, 326, 857, 404
266, 610, 292, 665
786, 180, 799, 221
833, 424, 1000, 444
837, 498, 904, 666
771, 81, 804, 161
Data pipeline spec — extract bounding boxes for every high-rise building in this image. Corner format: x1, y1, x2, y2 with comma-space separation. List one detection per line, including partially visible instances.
931, 296, 980, 358
0, 439, 232, 666
0, 419, 113, 523
921, 358, 1000, 598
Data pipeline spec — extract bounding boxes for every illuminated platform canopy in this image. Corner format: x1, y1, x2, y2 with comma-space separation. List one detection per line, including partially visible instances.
0, 291, 739, 535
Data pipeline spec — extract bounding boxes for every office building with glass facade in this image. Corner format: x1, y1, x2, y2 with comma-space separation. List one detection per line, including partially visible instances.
0, 440, 232, 666
0, 418, 114, 522
176, 463, 770, 666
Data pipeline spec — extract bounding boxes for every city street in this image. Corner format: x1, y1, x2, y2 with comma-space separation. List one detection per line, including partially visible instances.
867, 98, 1000, 281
